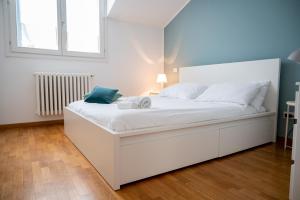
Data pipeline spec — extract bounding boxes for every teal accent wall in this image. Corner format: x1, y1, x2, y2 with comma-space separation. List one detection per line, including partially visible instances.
164, 0, 300, 137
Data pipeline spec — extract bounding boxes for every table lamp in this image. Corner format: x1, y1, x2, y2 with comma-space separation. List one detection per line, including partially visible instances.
288, 49, 300, 64
156, 73, 167, 89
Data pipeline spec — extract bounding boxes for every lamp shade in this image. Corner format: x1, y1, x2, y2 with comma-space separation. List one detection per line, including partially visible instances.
156, 73, 167, 83
288, 49, 300, 64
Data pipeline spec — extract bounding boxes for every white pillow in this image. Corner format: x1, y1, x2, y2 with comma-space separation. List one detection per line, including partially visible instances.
196, 82, 260, 105
159, 83, 208, 99
251, 81, 270, 111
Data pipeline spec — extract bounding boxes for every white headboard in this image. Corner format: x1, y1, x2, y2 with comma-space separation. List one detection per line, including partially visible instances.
179, 58, 281, 113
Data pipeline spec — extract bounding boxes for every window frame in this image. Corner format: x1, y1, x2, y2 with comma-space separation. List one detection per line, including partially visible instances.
5, 0, 106, 59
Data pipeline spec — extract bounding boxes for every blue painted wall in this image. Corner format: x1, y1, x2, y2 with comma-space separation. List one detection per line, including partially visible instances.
164, 0, 300, 137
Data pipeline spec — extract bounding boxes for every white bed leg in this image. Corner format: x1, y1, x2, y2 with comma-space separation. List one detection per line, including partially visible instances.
112, 136, 121, 190
112, 184, 120, 190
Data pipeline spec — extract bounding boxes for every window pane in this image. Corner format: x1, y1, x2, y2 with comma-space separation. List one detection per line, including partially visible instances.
16, 0, 58, 50
66, 0, 100, 53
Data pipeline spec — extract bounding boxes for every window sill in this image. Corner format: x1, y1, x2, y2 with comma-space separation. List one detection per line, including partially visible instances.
5, 50, 107, 63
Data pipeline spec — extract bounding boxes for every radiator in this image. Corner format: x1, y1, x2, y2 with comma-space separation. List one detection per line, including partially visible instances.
34, 72, 93, 116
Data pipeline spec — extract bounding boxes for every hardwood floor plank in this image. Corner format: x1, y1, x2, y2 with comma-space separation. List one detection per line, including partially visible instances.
0, 125, 291, 200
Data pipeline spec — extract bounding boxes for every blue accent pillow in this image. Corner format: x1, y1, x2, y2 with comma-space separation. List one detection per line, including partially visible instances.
84, 86, 119, 104
84, 91, 122, 103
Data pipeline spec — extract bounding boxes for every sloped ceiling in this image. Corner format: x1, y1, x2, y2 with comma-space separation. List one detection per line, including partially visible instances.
107, 0, 190, 28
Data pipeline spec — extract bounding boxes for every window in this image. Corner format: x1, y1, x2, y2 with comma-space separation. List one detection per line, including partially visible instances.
6, 0, 105, 58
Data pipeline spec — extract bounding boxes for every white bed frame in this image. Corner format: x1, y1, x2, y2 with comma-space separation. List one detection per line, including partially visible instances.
64, 58, 281, 190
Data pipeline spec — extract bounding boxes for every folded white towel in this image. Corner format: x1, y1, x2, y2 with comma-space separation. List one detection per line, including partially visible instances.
117, 102, 138, 109
117, 96, 151, 109
137, 97, 151, 109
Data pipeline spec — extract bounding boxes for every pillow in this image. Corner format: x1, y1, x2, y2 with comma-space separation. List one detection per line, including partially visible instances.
159, 83, 208, 99
251, 81, 270, 111
84, 92, 122, 102
196, 82, 260, 105
84, 86, 119, 104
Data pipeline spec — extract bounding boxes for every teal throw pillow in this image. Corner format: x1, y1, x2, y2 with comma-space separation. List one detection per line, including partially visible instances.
84, 86, 119, 104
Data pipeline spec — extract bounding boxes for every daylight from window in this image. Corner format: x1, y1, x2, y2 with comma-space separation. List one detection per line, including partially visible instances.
66, 0, 100, 53
14, 0, 101, 55
16, 0, 58, 50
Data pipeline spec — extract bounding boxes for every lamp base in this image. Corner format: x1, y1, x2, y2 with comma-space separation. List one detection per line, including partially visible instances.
160, 82, 164, 90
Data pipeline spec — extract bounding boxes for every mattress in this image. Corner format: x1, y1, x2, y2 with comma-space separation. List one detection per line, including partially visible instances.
68, 96, 262, 132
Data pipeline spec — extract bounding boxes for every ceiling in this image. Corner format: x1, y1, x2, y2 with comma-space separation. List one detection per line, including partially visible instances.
107, 0, 191, 28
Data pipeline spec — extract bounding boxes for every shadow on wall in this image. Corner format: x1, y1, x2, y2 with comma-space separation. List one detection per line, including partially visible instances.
130, 38, 165, 94
127, 28, 164, 94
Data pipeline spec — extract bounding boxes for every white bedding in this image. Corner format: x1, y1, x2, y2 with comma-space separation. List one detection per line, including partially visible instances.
68, 96, 262, 132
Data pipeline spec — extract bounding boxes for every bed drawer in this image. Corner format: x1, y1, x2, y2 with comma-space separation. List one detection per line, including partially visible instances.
219, 117, 274, 157
120, 126, 219, 185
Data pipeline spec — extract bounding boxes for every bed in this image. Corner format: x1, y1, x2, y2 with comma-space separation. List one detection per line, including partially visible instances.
64, 58, 281, 190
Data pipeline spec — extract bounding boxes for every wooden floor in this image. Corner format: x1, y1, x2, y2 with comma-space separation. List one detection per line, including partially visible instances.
0, 125, 291, 200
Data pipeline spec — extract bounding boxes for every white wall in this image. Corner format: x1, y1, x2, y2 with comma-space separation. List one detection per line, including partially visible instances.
0, 2, 164, 125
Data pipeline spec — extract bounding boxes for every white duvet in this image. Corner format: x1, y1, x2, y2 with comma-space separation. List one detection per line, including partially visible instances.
68, 96, 260, 132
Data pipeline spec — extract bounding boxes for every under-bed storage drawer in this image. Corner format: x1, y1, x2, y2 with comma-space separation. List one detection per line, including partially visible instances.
120, 127, 219, 185
219, 117, 274, 157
